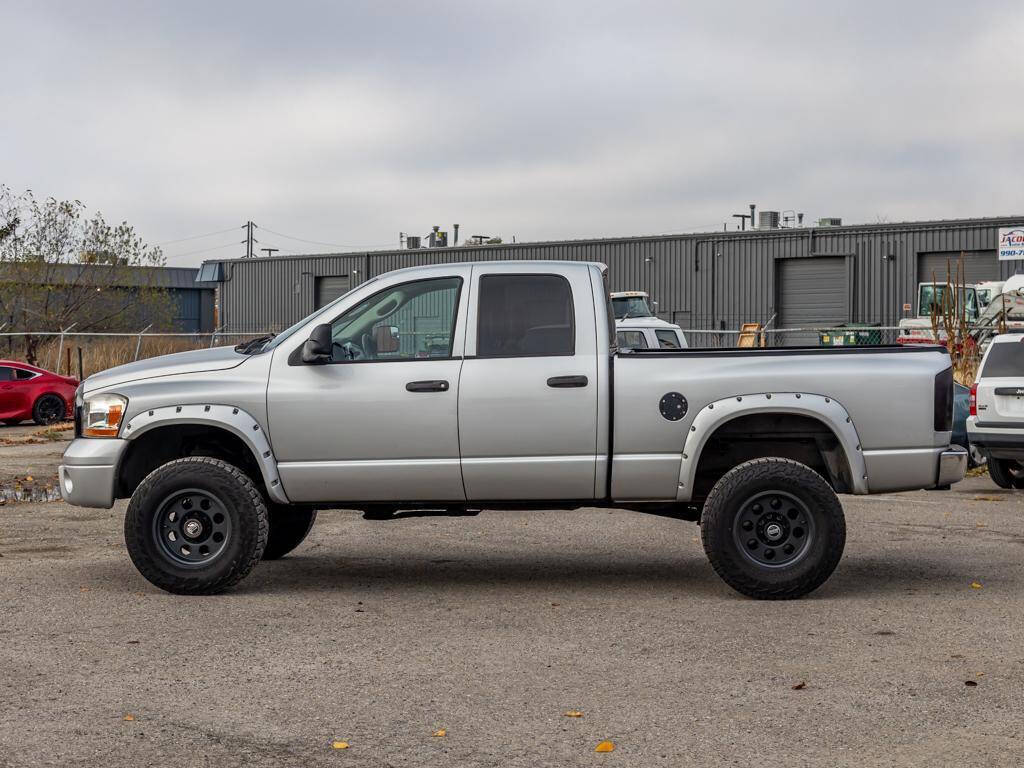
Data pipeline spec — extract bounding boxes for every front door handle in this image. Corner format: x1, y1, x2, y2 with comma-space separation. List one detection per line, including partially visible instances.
547, 375, 588, 388
406, 380, 450, 393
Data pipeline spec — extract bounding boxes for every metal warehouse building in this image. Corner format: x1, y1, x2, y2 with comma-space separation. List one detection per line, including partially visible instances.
198, 215, 1024, 342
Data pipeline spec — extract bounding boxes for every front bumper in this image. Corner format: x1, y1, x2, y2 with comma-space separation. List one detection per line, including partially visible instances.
936, 445, 968, 487
58, 438, 129, 509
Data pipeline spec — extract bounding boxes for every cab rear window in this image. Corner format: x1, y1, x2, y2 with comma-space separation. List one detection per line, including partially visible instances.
982, 340, 1024, 378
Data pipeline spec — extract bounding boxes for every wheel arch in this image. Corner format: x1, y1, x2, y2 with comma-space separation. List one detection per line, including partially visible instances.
677, 393, 867, 502
118, 404, 288, 504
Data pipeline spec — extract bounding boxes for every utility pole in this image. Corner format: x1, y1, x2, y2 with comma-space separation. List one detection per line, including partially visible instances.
241, 221, 257, 258
261, 247, 279, 258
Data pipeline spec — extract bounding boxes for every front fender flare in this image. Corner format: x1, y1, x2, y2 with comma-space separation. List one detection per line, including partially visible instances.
122, 404, 289, 504
676, 392, 868, 501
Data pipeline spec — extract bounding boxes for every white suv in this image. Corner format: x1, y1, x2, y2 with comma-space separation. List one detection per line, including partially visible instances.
967, 333, 1024, 488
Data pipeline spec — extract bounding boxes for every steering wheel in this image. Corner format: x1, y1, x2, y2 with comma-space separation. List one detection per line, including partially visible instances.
333, 341, 363, 360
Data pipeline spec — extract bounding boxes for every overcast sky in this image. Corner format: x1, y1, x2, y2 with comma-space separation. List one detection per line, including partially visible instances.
2, 1, 1022, 266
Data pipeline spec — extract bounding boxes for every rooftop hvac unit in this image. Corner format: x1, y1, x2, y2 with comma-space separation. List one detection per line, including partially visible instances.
818, 217, 842, 227
406, 235, 421, 249
758, 211, 780, 229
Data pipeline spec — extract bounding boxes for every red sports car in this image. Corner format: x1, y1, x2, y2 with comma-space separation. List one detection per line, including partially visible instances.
0, 360, 78, 426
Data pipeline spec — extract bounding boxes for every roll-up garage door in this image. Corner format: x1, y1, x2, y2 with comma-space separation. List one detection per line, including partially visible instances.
777, 257, 848, 346
315, 275, 350, 309
917, 251, 999, 286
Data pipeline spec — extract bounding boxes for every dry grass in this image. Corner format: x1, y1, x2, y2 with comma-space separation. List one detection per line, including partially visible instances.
5, 336, 223, 378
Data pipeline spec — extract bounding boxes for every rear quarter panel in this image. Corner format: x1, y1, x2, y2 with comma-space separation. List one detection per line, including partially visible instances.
612, 348, 951, 499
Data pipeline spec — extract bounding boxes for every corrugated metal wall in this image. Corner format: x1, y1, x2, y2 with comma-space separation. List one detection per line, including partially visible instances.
212, 218, 1024, 336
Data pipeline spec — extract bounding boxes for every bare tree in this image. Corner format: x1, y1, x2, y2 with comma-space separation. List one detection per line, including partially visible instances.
928, 252, 980, 385
0, 186, 175, 364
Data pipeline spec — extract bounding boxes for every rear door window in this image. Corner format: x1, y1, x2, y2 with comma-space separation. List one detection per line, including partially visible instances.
616, 330, 648, 349
982, 340, 1024, 377
477, 274, 574, 357
0, 367, 12, 382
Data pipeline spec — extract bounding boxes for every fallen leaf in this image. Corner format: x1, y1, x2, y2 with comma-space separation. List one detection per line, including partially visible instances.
873, 630, 895, 636
122, 714, 134, 721
432, 729, 446, 737
970, 582, 983, 589
595, 740, 615, 753
976, 522, 988, 527
972, 496, 999, 502
564, 710, 584, 718
331, 741, 350, 749
965, 680, 978, 687
25, 475, 32, 482
791, 682, 807, 690
127, 640, 140, 645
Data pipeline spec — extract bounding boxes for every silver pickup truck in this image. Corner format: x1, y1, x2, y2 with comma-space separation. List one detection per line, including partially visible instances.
60, 261, 966, 599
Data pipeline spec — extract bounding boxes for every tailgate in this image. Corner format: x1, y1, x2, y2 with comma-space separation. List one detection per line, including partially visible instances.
977, 337, 1024, 424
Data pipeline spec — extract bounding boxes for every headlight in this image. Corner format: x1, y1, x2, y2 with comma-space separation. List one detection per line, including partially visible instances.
82, 394, 127, 437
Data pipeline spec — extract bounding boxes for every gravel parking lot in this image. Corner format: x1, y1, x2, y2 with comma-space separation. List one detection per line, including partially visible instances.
1, 433, 1022, 767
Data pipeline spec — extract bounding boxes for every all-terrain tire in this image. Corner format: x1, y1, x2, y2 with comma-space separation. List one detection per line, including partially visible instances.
125, 457, 268, 594
32, 393, 66, 425
700, 457, 846, 600
986, 458, 1024, 489
262, 504, 317, 560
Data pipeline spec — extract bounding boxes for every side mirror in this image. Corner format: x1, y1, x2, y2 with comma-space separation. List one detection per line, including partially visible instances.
301, 323, 333, 364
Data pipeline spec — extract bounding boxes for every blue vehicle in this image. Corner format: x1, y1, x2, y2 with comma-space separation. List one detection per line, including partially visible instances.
953, 382, 984, 468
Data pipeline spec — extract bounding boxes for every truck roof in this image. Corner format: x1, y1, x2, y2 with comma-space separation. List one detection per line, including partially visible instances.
381, 260, 608, 279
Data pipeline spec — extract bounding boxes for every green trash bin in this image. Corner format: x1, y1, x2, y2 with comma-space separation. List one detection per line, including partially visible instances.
818, 323, 883, 347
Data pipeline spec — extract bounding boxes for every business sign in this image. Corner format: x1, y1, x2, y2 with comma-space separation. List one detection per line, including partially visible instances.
999, 226, 1024, 260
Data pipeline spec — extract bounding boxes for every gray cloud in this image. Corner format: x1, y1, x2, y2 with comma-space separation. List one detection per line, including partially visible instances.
2, 0, 1022, 265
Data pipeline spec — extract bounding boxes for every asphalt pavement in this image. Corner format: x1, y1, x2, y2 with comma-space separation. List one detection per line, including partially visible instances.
1, 440, 1022, 767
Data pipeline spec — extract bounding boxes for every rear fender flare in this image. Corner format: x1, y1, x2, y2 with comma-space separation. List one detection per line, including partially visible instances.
676, 392, 867, 501
122, 404, 289, 504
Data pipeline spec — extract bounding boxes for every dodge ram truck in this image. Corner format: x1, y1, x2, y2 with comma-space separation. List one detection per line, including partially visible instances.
59, 261, 967, 598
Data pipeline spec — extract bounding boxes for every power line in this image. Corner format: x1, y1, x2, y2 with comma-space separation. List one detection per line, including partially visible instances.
156, 226, 240, 246
258, 226, 394, 250
164, 241, 242, 259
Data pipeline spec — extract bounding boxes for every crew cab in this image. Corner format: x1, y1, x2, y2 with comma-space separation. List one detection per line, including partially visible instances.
60, 261, 967, 599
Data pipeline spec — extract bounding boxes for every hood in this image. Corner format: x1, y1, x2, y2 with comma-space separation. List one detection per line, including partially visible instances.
83, 345, 249, 393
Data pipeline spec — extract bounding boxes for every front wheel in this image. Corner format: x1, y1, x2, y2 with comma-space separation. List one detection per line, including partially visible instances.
700, 458, 846, 600
124, 457, 268, 594
987, 458, 1024, 489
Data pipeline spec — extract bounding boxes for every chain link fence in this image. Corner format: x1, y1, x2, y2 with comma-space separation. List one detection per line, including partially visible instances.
679, 326, 910, 348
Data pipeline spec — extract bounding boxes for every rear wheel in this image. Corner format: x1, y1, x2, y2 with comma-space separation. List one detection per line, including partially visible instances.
32, 394, 65, 425
125, 457, 268, 594
987, 458, 1024, 489
700, 457, 846, 600
262, 505, 317, 560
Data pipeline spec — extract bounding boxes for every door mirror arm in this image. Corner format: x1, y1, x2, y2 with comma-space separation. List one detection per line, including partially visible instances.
301, 323, 333, 364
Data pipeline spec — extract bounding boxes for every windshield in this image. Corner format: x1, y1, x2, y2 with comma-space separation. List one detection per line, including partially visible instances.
612, 296, 654, 319
262, 278, 378, 351
919, 284, 979, 320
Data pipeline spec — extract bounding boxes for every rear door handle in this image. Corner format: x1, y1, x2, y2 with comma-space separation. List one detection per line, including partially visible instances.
547, 375, 588, 388
406, 380, 450, 393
